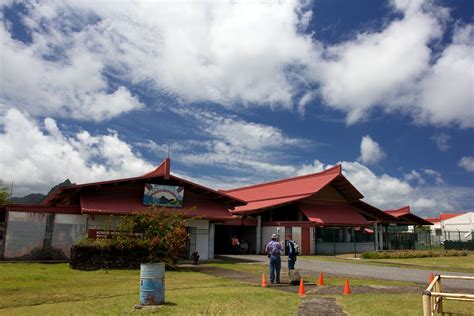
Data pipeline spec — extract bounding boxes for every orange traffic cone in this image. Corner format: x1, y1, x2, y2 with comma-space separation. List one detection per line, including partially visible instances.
298, 278, 305, 296
343, 278, 351, 295
318, 272, 324, 286
261, 273, 267, 288
429, 272, 434, 284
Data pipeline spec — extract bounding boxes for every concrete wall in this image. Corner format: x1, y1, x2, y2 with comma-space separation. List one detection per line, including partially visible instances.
4, 211, 86, 260
316, 242, 375, 255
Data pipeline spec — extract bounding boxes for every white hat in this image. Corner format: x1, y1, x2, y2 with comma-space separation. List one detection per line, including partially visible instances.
271, 234, 278, 239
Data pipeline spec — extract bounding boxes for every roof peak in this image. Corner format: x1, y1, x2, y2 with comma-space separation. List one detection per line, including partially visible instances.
222, 164, 342, 193
142, 158, 171, 179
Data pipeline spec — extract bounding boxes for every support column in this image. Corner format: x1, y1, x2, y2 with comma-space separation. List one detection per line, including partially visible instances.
374, 222, 379, 251
378, 225, 384, 250
208, 223, 215, 259
256, 215, 262, 254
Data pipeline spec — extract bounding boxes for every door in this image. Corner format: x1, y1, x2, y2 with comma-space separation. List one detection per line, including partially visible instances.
301, 227, 311, 255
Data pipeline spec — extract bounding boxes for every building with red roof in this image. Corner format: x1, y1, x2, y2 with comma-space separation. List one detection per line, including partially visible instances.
218, 165, 402, 255
0, 159, 243, 261
424, 212, 471, 245
0, 159, 432, 260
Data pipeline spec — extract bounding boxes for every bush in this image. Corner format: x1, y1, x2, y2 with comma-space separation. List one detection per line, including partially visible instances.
361, 250, 468, 259
444, 240, 474, 251
71, 207, 190, 270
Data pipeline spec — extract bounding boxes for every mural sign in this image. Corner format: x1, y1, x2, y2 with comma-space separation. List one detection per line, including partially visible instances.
143, 184, 184, 208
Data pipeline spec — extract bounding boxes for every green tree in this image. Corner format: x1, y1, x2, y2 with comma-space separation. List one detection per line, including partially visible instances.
0, 180, 10, 205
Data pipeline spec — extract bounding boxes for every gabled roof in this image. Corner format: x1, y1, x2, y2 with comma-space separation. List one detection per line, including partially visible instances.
43, 158, 245, 208
223, 164, 364, 202
385, 206, 432, 225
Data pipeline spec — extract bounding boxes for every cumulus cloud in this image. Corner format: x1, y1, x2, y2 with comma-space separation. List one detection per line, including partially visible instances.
0, 108, 153, 195
416, 24, 474, 127
0, 25, 143, 121
1, 1, 471, 127
358, 135, 386, 165
458, 156, 474, 172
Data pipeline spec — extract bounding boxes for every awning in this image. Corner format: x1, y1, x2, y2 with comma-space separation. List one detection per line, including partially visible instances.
298, 202, 369, 226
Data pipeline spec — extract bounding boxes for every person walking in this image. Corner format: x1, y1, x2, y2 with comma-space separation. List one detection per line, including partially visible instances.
286, 235, 297, 270
265, 234, 282, 284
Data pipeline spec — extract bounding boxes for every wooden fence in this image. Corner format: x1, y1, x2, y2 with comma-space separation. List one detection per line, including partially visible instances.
423, 274, 474, 316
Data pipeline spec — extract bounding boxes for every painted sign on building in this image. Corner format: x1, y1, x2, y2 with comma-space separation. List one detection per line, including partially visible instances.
143, 184, 184, 208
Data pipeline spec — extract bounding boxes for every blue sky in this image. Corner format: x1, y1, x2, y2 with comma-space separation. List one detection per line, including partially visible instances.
0, 0, 473, 217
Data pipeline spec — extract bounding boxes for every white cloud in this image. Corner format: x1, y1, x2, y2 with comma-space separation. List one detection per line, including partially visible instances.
146, 108, 308, 176
431, 133, 450, 151
2, 1, 470, 127
458, 156, 474, 172
358, 135, 386, 165
417, 24, 474, 128
0, 108, 153, 195
404, 170, 425, 185
423, 168, 444, 185
0, 25, 143, 121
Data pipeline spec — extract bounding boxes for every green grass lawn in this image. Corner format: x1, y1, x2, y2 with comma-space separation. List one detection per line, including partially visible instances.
300, 253, 474, 274
1, 262, 473, 316
337, 293, 474, 316
0, 263, 299, 315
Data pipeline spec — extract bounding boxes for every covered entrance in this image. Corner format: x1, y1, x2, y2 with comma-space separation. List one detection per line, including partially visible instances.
214, 219, 257, 254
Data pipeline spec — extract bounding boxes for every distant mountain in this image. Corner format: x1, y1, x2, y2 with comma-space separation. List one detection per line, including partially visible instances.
10, 179, 75, 205
10, 193, 46, 204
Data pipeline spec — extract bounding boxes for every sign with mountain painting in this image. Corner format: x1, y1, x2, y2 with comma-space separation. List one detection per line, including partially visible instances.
143, 184, 184, 208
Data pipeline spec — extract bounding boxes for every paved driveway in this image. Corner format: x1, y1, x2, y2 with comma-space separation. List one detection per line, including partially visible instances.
219, 255, 474, 290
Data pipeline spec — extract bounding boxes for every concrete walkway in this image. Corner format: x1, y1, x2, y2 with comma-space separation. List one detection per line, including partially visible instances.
218, 255, 474, 290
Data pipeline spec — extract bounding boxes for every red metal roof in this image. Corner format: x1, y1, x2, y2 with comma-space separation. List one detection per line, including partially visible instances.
80, 190, 234, 220
425, 217, 441, 223
223, 165, 342, 202
5, 204, 81, 214
385, 206, 411, 218
43, 158, 244, 207
225, 165, 374, 219
299, 201, 370, 226
440, 213, 463, 221
384, 206, 432, 225
232, 194, 312, 215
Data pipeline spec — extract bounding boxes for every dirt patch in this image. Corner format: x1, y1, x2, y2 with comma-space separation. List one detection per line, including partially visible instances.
196, 266, 260, 284
299, 296, 347, 316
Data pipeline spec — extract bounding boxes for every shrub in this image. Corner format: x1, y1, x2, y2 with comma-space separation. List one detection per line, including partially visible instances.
361, 250, 468, 259
71, 207, 190, 270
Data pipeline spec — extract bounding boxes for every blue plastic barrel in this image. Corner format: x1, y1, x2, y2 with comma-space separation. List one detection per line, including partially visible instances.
140, 263, 165, 305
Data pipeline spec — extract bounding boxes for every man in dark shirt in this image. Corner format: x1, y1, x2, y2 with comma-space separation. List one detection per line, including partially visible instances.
286, 235, 297, 270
